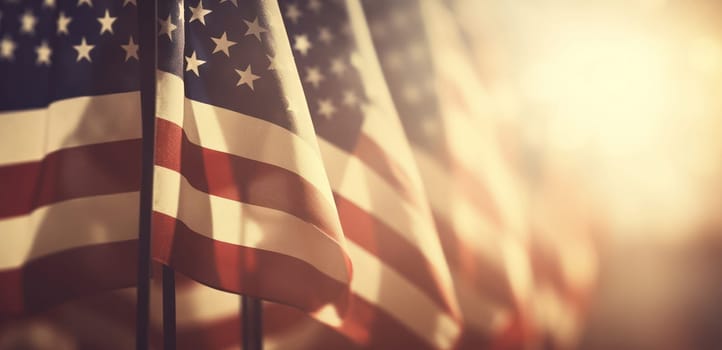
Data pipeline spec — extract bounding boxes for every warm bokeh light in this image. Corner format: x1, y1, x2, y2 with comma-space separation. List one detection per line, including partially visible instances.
451, 0, 722, 348
519, 7, 722, 242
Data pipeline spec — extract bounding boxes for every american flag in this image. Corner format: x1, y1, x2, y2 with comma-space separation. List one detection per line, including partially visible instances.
279, 0, 461, 348
0, 0, 142, 316
151, 0, 353, 311
363, 0, 537, 348
0, 0, 354, 318
150, 0, 464, 348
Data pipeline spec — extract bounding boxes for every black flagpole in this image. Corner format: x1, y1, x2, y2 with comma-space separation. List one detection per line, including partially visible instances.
136, 0, 157, 349
242, 296, 263, 350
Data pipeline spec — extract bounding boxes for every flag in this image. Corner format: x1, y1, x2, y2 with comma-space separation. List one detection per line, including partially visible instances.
362, 0, 535, 347
135, 0, 464, 348
0, 0, 354, 318
443, 0, 599, 346
277, 0, 461, 348
150, 0, 353, 311
0, 0, 142, 317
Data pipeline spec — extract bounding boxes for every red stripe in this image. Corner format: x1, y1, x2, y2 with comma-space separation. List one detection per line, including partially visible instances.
454, 327, 494, 350
155, 118, 342, 242
528, 238, 567, 292
334, 193, 457, 316
455, 320, 532, 350
433, 213, 516, 308
0, 139, 142, 219
528, 237, 590, 307
0, 240, 138, 319
152, 212, 349, 312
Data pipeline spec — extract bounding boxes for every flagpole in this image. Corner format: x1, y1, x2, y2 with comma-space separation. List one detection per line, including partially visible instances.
242, 296, 263, 350
136, 0, 158, 349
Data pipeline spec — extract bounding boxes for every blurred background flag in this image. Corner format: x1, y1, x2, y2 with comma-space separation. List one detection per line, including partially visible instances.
150, 0, 352, 311
361, 0, 530, 347
0, 0, 143, 318
363, 0, 597, 348
276, 0, 461, 347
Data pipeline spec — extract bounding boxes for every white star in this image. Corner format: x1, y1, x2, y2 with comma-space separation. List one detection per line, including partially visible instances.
35, 41, 51, 65
330, 57, 346, 76
123, 0, 136, 6
158, 15, 177, 41
308, 0, 322, 13
121, 36, 139, 61
285, 4, 302, 24
402, 83, 421, 104
43, 0, 55, 8
331, 58, 346, 77
407, 42, 426, 63
343, 90, 358, 107
304, 66, 324, 88
77, 0, 92, 7
318, 27, 333, 45
219, 0, 238, 7
188, 1, 212, 25
0, 36, 17, 61
293, 34, 312, 56
185, 51, 205, 77
318, 99, 336, 119
243, 17, 266, 42
73, 37, 94, 62
211, 32, 236, 57
97, 10, 117, 35
20, 10, 37, 35
235, 65, 260, 90
57, 12, 72, 35
266, 54, 276, 70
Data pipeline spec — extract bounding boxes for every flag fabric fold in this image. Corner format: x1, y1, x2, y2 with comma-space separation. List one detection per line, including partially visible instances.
150, 0, 352, 311
362, 0, 535, 347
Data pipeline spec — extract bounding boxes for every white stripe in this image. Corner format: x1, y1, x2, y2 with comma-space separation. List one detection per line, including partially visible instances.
341, 242, 460, 349
319, 139, 457, 295
0, 192, 139, 269
413, 149, 505, 266
359, 103, 429, 202
152, 165, 348, 284
420, 0, 528, 238
156, 71, 336, 210
0, 92, 141, 166
344, 0, 428, 200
